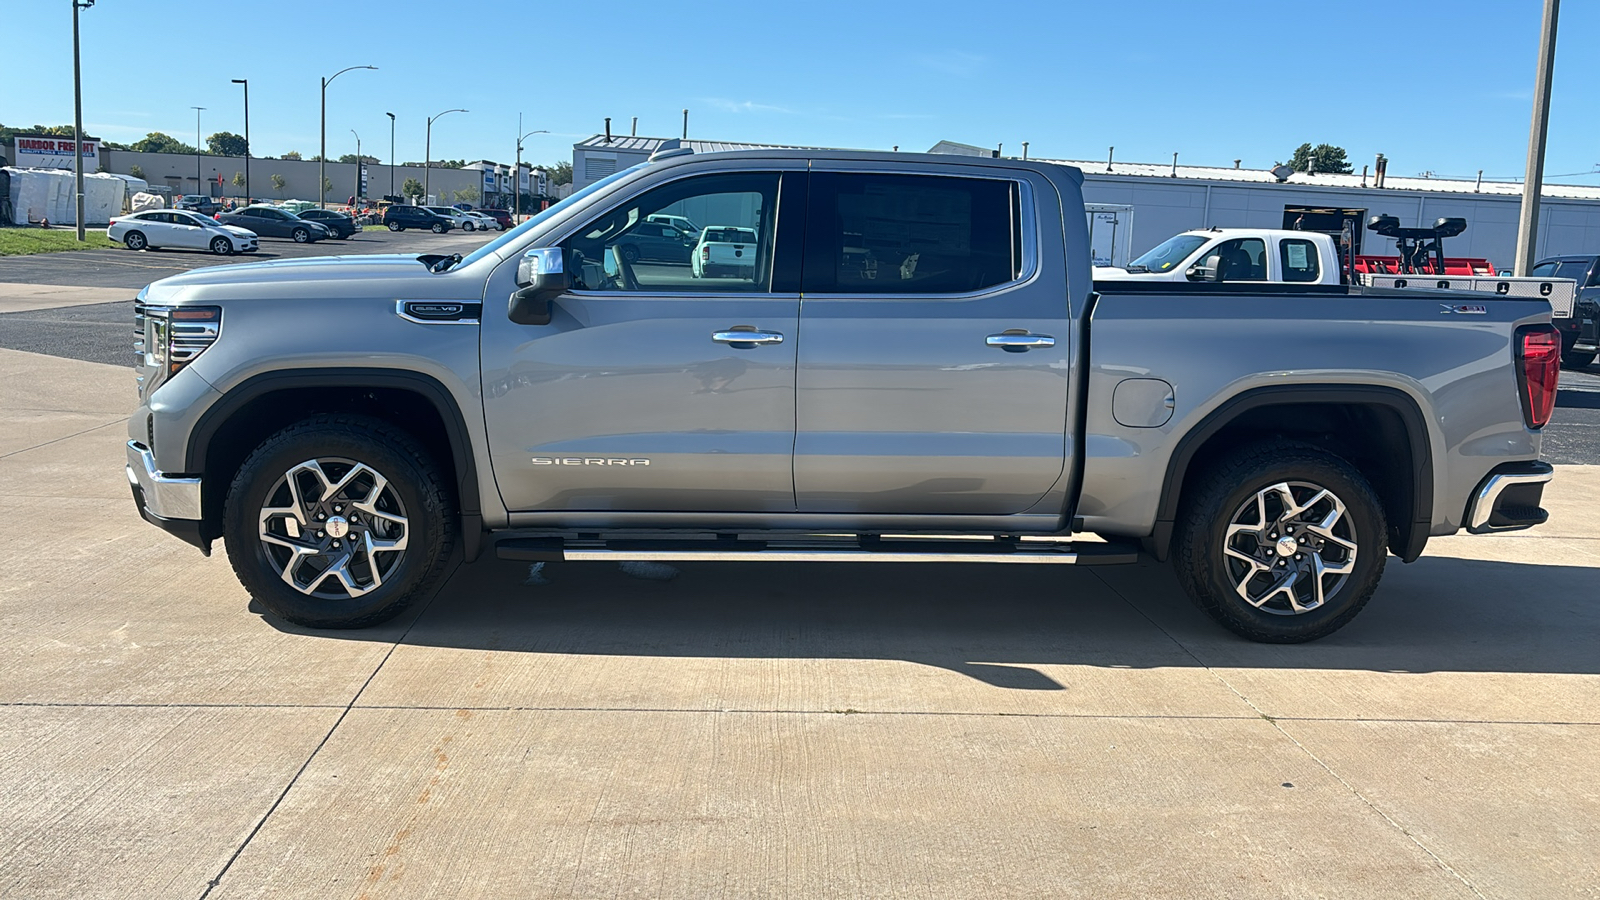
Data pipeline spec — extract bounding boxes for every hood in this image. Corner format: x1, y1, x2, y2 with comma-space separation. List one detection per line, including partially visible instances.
148, 254, 432, 292
219, 224, 256, 239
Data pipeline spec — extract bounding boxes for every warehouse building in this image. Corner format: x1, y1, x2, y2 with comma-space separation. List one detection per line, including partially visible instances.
572, 134, 1600, 269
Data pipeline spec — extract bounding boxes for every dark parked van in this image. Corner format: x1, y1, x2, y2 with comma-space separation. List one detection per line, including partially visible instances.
382, 205, 452, 233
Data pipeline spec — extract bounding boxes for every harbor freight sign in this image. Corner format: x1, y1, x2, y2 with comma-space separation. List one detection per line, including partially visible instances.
13, 135, 100, 169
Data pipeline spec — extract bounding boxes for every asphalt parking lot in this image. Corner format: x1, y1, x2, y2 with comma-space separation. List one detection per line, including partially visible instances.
0, 248, 1597, 897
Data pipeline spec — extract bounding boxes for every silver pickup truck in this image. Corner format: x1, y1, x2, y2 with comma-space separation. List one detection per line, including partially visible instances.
126, 146, 1560, 643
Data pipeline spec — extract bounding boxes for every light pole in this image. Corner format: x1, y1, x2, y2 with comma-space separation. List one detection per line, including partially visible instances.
1515, 0, 1560, 275
515, 120, 548, 223
385, 112, 395, 201
231, 78, 249, 201
191, 106, 205, 200
425, 108, 467, 204
351, 129, 361, 206
320, 64, 376, 208
71, 0, 95, 240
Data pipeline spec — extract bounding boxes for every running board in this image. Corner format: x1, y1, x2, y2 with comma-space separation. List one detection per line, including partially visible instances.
494, 536, 1139, 566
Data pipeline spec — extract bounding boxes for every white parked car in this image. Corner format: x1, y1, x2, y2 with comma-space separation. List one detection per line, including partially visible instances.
647, 213, 701, 239
425, 206, 475, 231
464, 210, 501, 232
107, 209, 259, 255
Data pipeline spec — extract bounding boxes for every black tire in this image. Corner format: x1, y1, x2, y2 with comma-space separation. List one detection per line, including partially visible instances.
388, 221, 403, 232
464, 221, 475, 232
1563, 351, 1596, 370
223, 414, 456, 629
210, 236, 233, 255
1171, 441, 1387, 643
292, 227, 311, 243
431, 222, 446, 234
124, 231, 147, 251
620, 245, 641, 264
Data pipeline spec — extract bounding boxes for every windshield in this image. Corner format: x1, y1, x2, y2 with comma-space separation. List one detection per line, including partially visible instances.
1128, 234, 1209, 273
455, 162, 653, 270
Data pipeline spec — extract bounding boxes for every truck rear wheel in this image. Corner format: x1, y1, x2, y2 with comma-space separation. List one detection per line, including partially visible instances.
1172, 442, 1387, 643
223, 414, 455, 628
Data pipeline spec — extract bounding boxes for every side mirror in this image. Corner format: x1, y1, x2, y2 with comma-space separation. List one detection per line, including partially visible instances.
509, 248, 569, 326
1186, 259, 1219, 282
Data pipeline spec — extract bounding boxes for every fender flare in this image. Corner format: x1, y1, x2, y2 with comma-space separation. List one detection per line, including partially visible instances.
187, 367, 485, 560
1149, 384, 1434, 563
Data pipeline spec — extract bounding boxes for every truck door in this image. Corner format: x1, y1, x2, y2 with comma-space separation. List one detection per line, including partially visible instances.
794, 168, 1072, 515
479, 168, 806, 512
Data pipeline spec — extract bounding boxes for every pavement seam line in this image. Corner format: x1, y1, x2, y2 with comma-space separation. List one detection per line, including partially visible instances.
1088, 569, 1489, 899
193, 593, 447, 900
0, 418, 123, 460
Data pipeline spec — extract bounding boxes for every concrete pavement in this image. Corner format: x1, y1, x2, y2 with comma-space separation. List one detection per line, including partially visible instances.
0, 346, 1596, 899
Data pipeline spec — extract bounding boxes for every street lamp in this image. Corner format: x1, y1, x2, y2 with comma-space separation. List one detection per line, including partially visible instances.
515, 122, 548, 223
351, 129, 361, 206
320, 64, 376, 208
191, 106, 205, 201
425, 108, 467, 203
231, 78, 249, 201
385, 112, 395, 201
71, 0, 95, 241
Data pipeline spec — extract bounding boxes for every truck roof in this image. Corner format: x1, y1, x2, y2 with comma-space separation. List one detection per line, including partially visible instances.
1177, 228, 1335, 241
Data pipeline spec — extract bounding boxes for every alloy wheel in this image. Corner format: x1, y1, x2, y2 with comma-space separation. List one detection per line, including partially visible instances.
1222, 481, 1358, 615
257, 457, 409, 599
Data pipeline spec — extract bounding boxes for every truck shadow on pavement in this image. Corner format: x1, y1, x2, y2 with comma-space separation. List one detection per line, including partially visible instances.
260, 550, 1600, 689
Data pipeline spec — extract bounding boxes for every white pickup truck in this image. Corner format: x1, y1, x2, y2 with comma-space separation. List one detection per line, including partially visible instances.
691, 226, 760, 279
1096, 228, 1341, 284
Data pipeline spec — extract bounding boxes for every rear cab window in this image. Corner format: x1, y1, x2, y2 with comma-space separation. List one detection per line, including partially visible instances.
1279, 238, 1321, 282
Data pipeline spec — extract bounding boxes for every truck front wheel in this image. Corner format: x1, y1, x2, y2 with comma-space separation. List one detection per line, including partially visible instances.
1171, 443, 1387, 643
223, 414, 455, 628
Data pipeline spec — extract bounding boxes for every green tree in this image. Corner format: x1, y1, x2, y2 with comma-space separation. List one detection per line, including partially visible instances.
401, 177, 424, 201
320, 176, 332, 197
231, 171, 246, 194
128, 164, 145, 180
453, 186, 481, 205
206, 132, 248, 156
282, 150, 303, 160
270, 173, 287, 198
130, 131, 196, 154
1286, 142, 1353, 175
549, 161, 573, 186
337, 153, 379, 164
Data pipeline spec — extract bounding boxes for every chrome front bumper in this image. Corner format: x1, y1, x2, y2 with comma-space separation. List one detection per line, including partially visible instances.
1465, 460, 1554, 534
125, 440, 202, 521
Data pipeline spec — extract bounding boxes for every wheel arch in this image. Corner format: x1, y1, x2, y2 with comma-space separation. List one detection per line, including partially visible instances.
188, 368, 484, 560
1149, 384, 1434, 564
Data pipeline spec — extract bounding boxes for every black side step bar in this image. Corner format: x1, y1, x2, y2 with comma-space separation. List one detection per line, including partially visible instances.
495, 536, 1139, 566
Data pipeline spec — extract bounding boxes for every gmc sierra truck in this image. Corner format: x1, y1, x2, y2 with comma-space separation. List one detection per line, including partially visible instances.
126, 145, 1561, 643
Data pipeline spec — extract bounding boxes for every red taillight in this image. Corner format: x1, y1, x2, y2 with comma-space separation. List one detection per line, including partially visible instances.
701, 246, 709, 260
1515, 325, 1561, 429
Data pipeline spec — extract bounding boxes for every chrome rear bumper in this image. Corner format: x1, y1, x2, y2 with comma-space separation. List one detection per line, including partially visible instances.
1465, 460, 1553, 534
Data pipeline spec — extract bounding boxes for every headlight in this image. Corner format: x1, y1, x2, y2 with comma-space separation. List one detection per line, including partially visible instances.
136, 305, 221, 380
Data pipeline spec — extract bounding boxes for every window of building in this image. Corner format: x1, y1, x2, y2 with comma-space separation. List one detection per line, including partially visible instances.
802, 173, 1021, 294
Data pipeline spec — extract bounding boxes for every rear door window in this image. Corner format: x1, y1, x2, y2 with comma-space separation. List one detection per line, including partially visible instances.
801, 173, 1021, 294
1279, 238, 1321, 282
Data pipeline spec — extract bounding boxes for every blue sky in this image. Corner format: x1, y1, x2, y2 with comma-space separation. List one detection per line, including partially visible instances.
3, 0, 1597, 183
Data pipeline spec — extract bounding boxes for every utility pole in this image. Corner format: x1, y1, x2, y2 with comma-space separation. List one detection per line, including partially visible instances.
71, 0, 95, 240
1515, 0, 1560, 275
320, 65, 376, 209
351, 129, 361, 205
425, 108, 467, 204
231, 79, 249, 201
191, 106, 205, 200
386, 112, 395, 201
515, 120, 548, 224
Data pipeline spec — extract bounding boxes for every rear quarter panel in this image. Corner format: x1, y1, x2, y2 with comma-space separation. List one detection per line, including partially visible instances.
1078, 291, 1548, 537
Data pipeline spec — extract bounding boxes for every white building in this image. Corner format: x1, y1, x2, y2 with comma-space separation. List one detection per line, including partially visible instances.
571, 134, 1600, 268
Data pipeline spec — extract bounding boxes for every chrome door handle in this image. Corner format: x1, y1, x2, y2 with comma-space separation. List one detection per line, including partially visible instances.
712, 329, 784, 345
986, 332, 1056, 350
